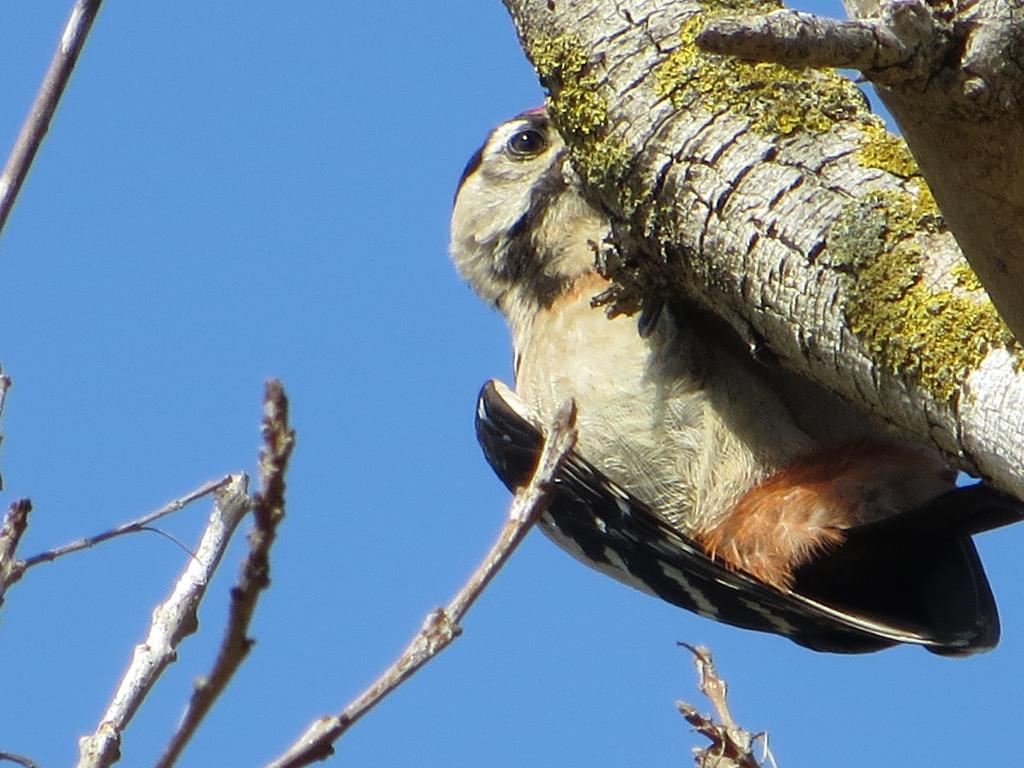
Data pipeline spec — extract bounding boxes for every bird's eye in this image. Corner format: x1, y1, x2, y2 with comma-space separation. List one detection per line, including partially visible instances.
506, 128, 547, 157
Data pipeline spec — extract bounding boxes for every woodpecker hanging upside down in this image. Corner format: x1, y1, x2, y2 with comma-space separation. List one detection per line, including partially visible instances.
450, 107, 1023, 654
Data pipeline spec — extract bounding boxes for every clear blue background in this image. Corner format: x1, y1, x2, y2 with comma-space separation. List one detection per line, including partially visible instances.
1, 2, 1021, 766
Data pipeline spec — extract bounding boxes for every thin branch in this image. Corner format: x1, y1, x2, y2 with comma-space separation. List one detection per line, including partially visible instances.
0, 370, 29, 615
0, 499, 33, 612
0, 367, 10, 420
20, 475, 232, 570
156, 381, 295, 768
0, 751, 41, 768
0, 366, 11, 421
696, 4, 942, 82
76, 474, 251, 768
266, 399, 578, 768
0, 366, 12, 491
676, 644, 765, 768
0, 0, 105, 236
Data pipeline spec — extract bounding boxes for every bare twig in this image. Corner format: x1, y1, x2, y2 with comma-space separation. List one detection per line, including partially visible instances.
0, 366, 11, 420
1, 478, 230, 627
76, 474, 251, 768
0, 499, 33, 612
0, 751, 41, 768
0, 0, 105, 236
266, 399, 578, 768
676, 644, 765, 768
156, 381, 295, 768
20, 476, 232, 570
0, 372, 30, 614
0, 366, 12, 490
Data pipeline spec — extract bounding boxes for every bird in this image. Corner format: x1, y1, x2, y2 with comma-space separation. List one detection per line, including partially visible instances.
450, 106, 1023, 654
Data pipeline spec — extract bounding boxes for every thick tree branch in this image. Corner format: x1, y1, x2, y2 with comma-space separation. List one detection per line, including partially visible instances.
502, 0, 1024, 497
266, 400, 577, 768
0, 0, 104, 237
698, 0, 1024, 354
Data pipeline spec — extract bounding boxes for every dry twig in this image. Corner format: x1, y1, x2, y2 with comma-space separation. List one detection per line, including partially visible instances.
266, 399, 578, 768
156, 381, 295, 768
76, 474, 251, 768
677, 644, 767, 768
1, 476, 230, 625
0, 366, 12, 490
20, 476, 232, 571
0, 370, 29, 615
0, 0, 105, 235
0, 751, 41, 768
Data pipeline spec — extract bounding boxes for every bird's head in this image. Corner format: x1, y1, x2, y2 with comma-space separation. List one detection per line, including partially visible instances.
450, 108, 608, 319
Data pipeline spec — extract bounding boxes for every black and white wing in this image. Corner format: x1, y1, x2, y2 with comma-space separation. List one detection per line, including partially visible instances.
474, 379, 1022, 655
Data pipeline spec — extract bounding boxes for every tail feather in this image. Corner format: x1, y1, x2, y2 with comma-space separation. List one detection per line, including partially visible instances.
795, 485, 1022, 655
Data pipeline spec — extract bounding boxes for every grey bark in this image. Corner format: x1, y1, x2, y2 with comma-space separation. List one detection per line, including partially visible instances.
501, 0, 1024, 497
854, 0, 1024, 351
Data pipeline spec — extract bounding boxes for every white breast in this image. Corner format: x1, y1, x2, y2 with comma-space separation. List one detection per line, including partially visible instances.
511, 281, 819, 535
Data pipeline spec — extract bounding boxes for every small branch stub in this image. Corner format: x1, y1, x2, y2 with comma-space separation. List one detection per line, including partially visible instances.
697, 6, 940, 77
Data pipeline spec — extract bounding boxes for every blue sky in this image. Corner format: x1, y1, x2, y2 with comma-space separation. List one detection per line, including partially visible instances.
1, 2, 1021, 766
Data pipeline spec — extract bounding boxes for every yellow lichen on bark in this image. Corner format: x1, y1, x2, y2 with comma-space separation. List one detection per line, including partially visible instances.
829, 190, 1018, 404
856, 119, 920, 178
526, 35, 633, 209
654, 10, 865, 137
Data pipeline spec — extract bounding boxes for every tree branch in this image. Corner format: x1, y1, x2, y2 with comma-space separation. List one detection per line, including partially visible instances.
0, 751, 41, 768
697, 0, 1024, 352
0, 499, 33, 614
0, 366, 12, 491
0, 0, 105, 237
697, 5, 940, 74
18, 476, 232, 571
266, 399, 577, 768
502, 0, 1024, 497
76, 474, 251, 768
155, 381, 295, 768
0, 370, 23, 612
